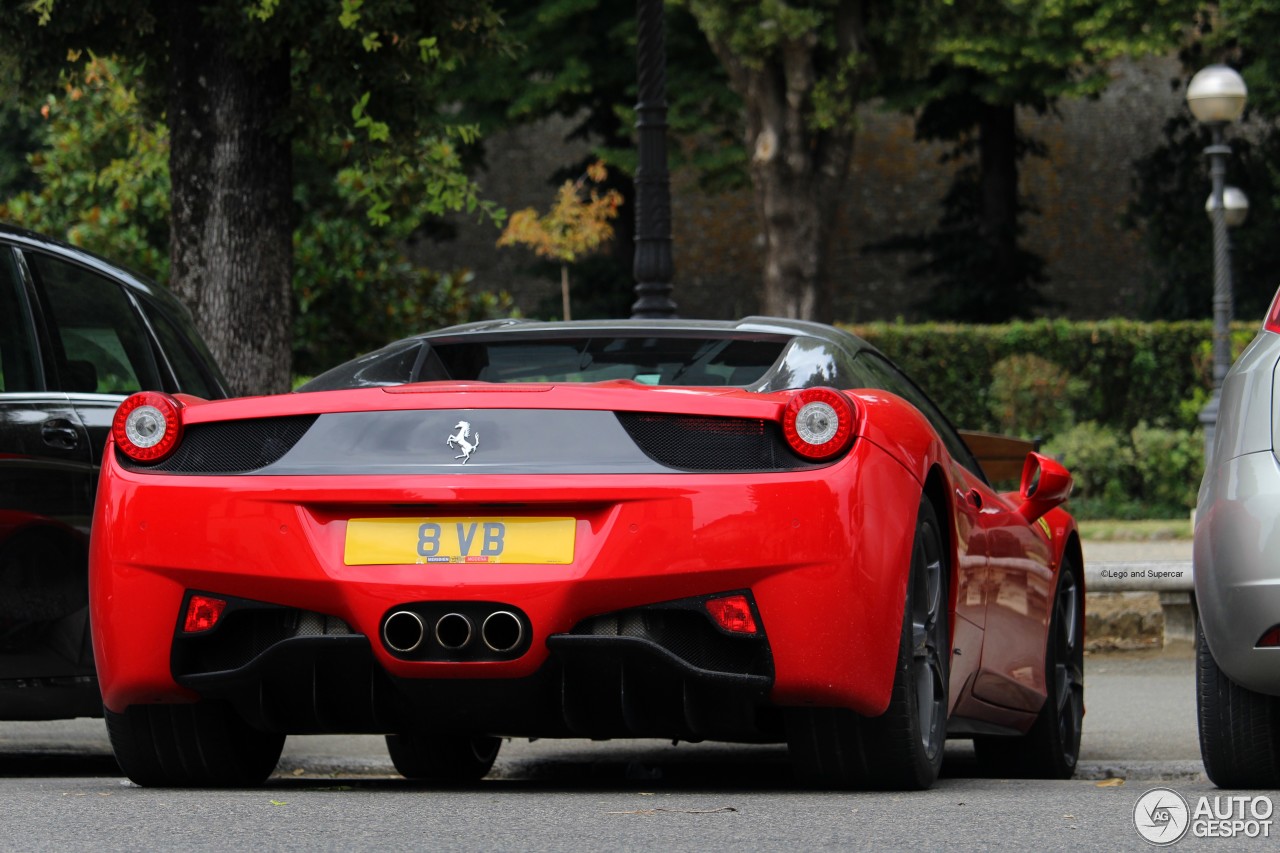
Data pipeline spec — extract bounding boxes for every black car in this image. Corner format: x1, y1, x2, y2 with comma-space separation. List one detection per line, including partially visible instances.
0, 224, 228, 719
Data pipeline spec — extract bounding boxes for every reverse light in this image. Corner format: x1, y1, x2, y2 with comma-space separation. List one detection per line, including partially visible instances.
113, 392, 184, 462
183, 595, 227, 633
705, 594, 760, 635
782, 387, 856, 460
1257, 625, 1280, 648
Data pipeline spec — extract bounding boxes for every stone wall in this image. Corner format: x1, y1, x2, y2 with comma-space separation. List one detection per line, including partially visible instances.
413, 56, 1187, 323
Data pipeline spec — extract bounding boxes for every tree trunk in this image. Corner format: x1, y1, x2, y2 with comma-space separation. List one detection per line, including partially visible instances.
561, 263, 572, 321
167, 4, 293, 396
978, 102, 1020, 296
747, 85, 853, 321
698, 2, 866, 321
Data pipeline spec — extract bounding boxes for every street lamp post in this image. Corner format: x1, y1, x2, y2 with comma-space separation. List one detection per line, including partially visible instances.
631, 0, 677, 319
1186, 64, 1248, 464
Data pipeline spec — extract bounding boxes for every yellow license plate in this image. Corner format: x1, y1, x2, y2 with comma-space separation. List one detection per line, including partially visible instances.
344, 517, 576, 566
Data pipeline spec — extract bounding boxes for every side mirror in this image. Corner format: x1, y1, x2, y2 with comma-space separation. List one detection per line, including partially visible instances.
1017, 452, 1073, 523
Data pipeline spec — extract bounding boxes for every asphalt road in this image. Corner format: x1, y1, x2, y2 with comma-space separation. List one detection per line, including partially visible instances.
3, 645, 1262, 852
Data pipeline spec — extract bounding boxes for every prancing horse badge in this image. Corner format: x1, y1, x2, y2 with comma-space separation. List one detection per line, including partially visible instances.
446, 420, 479, 463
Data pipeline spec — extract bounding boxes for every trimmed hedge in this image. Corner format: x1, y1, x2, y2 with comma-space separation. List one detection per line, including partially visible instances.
847, 318, 1257, 435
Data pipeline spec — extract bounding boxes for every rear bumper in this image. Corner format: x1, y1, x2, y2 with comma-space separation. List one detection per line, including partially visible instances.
1195, 450, 1280, 695
173, 605, 775, 740
90, 439, 922, 723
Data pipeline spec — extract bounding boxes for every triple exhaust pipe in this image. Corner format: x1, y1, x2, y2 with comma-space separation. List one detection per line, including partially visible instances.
383, 607, 526, 658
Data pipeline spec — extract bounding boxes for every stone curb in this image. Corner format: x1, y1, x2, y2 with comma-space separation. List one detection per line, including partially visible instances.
1076, 760, 1206, 783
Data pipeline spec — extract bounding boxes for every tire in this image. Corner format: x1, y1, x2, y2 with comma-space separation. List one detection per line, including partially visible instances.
105, 702, 284, 787
786, 496, 950, 790
974, 555, 1084, 779
385, 733, 501, 782
1196, 616, 1280, 788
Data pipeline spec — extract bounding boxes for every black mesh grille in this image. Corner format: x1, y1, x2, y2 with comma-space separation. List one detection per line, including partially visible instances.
615, 412, 822, 472
119, 415, 317, 474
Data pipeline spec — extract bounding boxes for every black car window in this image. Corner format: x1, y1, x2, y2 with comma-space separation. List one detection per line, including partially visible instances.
0, 248, 41, 393
142, 302, 222, 399
27, 252, 163, 394
853, 351, 986, 480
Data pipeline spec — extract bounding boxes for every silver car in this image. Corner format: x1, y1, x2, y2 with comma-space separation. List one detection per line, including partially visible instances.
1194, 299, 1280, 788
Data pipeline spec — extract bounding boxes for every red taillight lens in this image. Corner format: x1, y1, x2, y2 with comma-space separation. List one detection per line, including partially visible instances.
1266, 287, 1280, 334
1257, 625, 1280, 647
705, 594, 759, 634
183, 595, 227, 633
782, 387, 856, 460
112, 392, 183, 462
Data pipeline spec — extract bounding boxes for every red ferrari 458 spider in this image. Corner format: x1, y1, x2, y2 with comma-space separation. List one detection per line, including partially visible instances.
90, 317, 1083, 789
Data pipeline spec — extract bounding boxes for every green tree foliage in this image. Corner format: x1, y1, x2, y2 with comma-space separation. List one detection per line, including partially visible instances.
877, 0, 1197, 321
453, 0, 741, 320
457, 1, 740, 170
0, 53, 39, 199
497, 161, 622, 321
0, 51, 513, 379
679, 0, 902, 320
0, 0, 509, 393
0, 55, 169, 280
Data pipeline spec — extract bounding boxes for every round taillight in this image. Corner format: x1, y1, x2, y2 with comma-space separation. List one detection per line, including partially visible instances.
112, 392, 184, 462
782, 387, 856, 461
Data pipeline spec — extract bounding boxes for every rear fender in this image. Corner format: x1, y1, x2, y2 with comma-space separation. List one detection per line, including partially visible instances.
761, 418, 951, 716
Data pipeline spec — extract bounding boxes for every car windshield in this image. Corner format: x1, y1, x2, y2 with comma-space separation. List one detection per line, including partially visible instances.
299, 334, 790, 391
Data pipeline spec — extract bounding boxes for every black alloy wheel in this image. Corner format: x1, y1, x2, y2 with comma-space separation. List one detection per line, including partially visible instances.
786, 495, 950, 790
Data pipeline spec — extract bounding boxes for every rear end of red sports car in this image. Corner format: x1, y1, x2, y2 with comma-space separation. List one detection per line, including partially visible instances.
89, 318, 1082, 790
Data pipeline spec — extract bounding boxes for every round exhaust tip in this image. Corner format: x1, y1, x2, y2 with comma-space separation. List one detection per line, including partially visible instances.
434, 612, 474, 650
481, 610, 525, 653
383, 610, 426, 653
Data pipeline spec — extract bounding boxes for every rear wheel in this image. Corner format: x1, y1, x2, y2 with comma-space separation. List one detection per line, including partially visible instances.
105, 702, 284, 787
787, 496, 950, 790
385, 733, 501, 782
974, 556, 1084, 778
1196, 616, 1280, 788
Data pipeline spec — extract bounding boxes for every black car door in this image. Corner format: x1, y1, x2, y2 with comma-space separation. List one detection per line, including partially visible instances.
0, 244, 99, 693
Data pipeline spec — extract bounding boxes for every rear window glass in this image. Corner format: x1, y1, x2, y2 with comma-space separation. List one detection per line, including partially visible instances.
299, 335, 788, 391
0, 249, 40, 393
29, 252, 163, 394
432, 337, 784, 385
